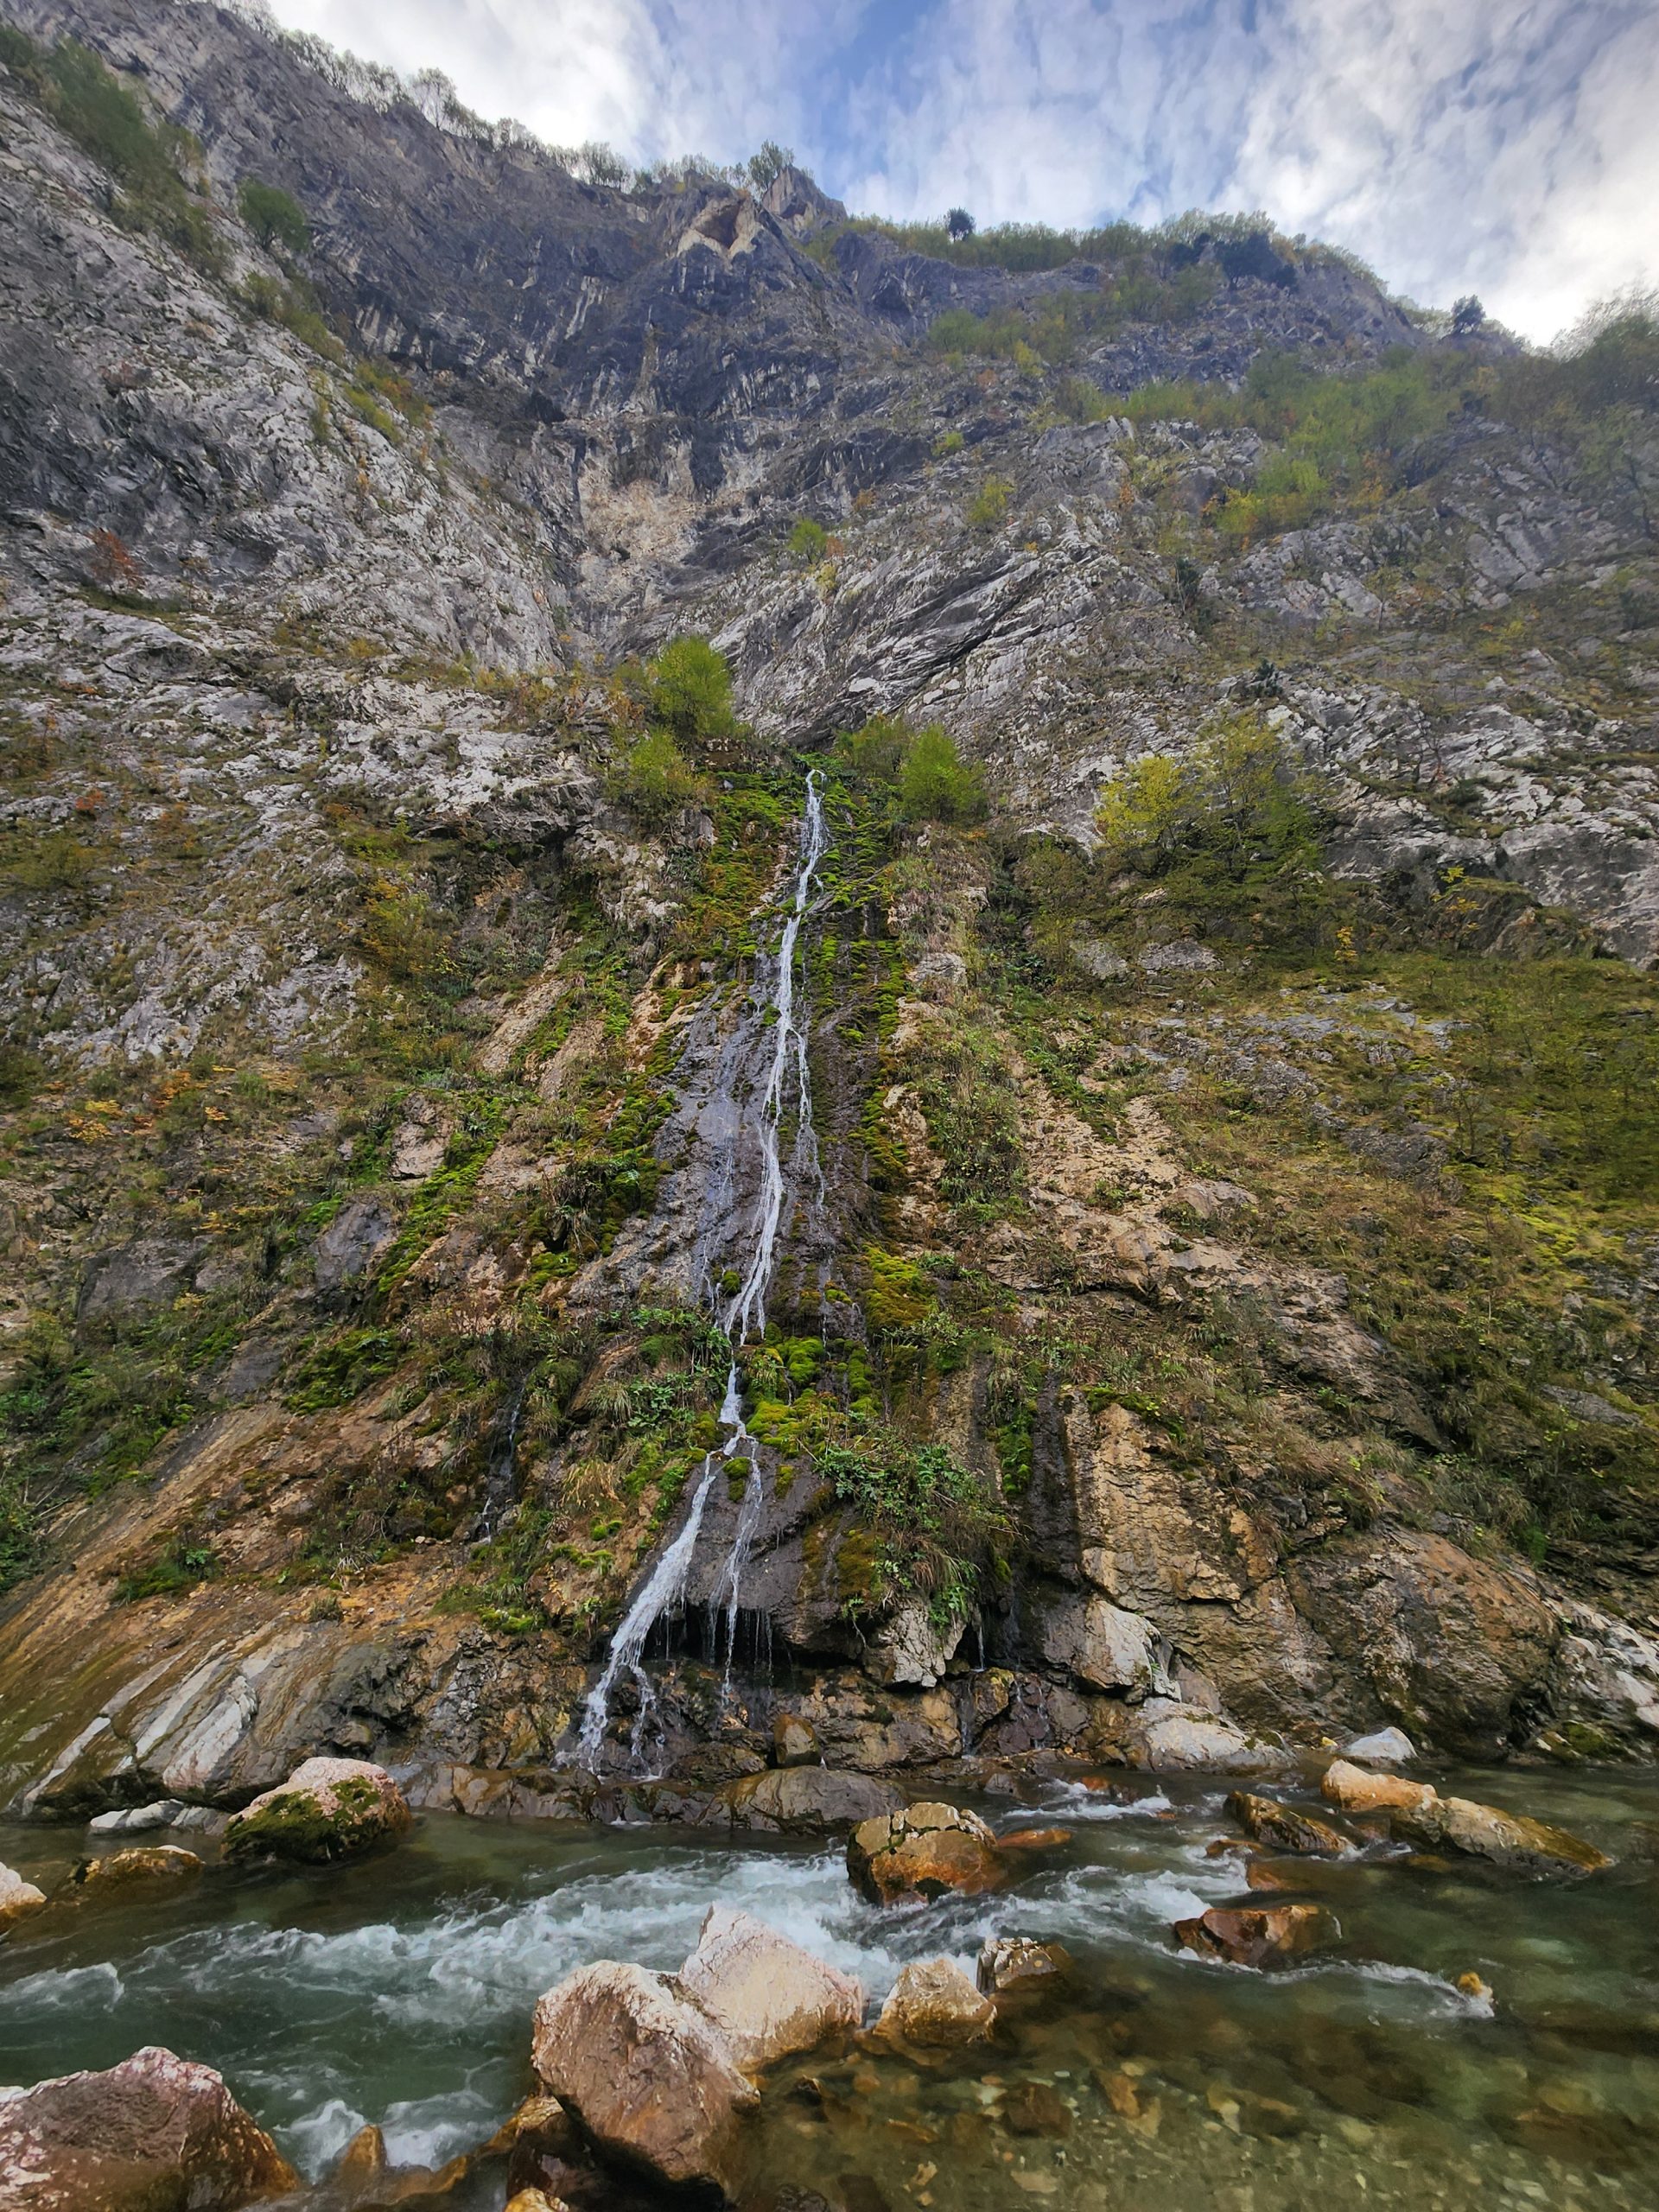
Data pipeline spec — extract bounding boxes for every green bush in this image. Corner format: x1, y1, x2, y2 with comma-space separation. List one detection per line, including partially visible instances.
965, 476, 1013, 532
787, 517, 829, 563
607, 728, 709, 823
899, 726, 988, 824
816, 1431, 1009, 1625
644, 635, 746, 756
238, 176, 309, 253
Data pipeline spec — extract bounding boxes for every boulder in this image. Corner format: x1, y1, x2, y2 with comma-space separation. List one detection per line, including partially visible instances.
1121, 1700, 1288, 1772
1, 1863, 48, 1936
1001, 2080, 1072, 2137
1394, 1793, 1611, 1877
874, 1958, 996, 2049
222, 1758, 411, 1864
531, 1961, 759, 2195
1342, 1726, 1416, 1763
1320, 1758, 1434, 1815
678, 1907, 863, 2072
89, 1802, 188, 1834
1173, 1903, 1341, 1969
66, 1847, 204, 1895
1225, 1791, 1351, 1857
846, 1802, 1003, 1904
722, 1764, 901, 1834
976, 1936, 1074, 2001
0, 2044, 297, 2209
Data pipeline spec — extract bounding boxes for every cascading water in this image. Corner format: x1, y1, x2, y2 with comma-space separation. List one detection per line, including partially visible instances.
579, 772, 830, 1769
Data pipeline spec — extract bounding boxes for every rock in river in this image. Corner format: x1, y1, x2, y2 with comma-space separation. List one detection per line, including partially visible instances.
1394, 1791, 1611, 1876
1319, 1758, 1435, 1815
874, 1957, 997, 2049
65, 1846, 204, 1896
846, 1800, 1003, 1904
222, 1757, 412, 1865
0, 2044, 297, 2210
531, 1961, 760, 2196
1226, 1790, 1351, 1857
1173, 1903, 1342, 1969
678, 1905, 864, 2071
0, 1862, 48, 1935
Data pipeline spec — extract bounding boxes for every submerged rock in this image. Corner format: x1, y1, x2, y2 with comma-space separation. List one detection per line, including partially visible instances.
1225, 1790, 1351, 1856
88, 1801, 188, 1834
0, 1862, 48, 1934
222, 1758, 412, 1865
678, 1906, 863, 2071
846, 1801, 1003, 1904
531, 1961, 760, 2195
1173, 1902, 1342, 1969
874, 1957, 996, 2048
0, 2044, 297, 2209
1394, 1792, 1611, 1876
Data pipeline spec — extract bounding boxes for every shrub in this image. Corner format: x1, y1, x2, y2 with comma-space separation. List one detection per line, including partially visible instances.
747, 140, 793, 189
238, 176, 309, 252
966, 475, 1013, 532
946, 207, 975, 242
607, 728, 709, 822
787, 517, 829, 563
898, 725, 988, 825
644, 635, 746, 757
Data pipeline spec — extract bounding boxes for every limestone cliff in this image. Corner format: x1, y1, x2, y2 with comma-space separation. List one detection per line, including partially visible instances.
1, 0, 1656, 1819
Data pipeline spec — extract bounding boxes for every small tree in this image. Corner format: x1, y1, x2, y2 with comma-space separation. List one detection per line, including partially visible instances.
899, 725, 988, 824
787, 518, 829, 563
966, 475, 1013, 532
645, 635, 745, 754
946, 207, 975, 242
238, 177, 309, 254
1451, 295, 1485, 336
747, 140, 794, 191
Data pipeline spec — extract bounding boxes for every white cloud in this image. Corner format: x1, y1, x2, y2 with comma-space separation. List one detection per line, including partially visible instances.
256, 0, 1656, 339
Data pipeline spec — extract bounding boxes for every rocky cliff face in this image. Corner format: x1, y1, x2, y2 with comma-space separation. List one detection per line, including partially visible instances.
2, 0, 1657, 1821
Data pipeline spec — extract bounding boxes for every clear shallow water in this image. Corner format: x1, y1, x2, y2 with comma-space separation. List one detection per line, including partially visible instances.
3, 1764, 1657, 2208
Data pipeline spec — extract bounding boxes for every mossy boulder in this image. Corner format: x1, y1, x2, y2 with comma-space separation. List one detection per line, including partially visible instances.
222, 1758, 411, 1866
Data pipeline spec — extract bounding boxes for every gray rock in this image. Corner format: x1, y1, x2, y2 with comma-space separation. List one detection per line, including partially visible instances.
1341, 1726, 1416, 1764
77, 1239, 207, 1324
312, 1198, 397, 1295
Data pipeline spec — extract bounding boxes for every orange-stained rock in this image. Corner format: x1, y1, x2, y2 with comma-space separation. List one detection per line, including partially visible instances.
874, 1957, 996, 2048
1395, 1793, 1611, 1876
66, 1846, 203, 1894
1173, 1902, 1340, 1969
0, 1861, 48, 1933
1320, 1758, 1435, 1815
846, 1801, 1003, 1904
1225, 1791, 1351, 1857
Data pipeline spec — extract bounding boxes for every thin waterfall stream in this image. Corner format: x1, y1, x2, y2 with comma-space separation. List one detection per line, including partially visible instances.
578, 771, 830, 1770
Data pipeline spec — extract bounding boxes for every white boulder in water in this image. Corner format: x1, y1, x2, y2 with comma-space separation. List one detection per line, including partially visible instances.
678, 1905, 862, 2071
1342, 1726, 1417, 1764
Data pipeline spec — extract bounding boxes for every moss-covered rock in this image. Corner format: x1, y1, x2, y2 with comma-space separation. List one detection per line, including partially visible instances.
222, 1758, 411, 1865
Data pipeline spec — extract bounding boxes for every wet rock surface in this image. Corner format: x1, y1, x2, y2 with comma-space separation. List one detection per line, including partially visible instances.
678, 1906, 862, 2073
0, 2044, 297, 2210
846, 1802, 1005, 1904
873, 1957, 997, 2049
222, 1758, 411, 1865
1173, 1902, 1344, 1970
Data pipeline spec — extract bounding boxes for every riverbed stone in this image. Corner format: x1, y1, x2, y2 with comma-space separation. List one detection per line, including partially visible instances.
0, 2044, 298, 2209
1342, 1726, 1417, 1763
1393, 1792, 1611, 1876
0, 1862, 48, 1934
222, 1757, 412, 1864
1319, 1758, 1434, 1815
976, 1936, 1075, 2000
679, 1906, 863, 2071
722, 1763, 903, 1834
66, 1845, 204, 1894
1225, 1790, 1351, 1856
1173, 1902, 1341, 1968
531, 1961, 760, 2194
846, 1801, 1003, 1904
874, 1957, 996, 2049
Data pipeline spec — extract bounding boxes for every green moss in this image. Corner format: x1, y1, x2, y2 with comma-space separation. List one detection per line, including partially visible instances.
223, 1774, 395, 1864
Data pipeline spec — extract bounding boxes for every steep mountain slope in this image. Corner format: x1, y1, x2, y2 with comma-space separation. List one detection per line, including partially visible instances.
1, 0, 1656, 1821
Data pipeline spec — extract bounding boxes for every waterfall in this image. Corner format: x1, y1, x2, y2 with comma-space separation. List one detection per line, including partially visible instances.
476, 1372, 529, 1541
578, 772, 830, 1770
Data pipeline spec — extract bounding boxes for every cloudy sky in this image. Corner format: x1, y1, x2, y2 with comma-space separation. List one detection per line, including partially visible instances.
258, 0, 1656, 341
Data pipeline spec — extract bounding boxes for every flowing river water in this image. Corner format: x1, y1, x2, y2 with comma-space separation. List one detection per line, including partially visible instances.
2, 1764, 1658, 2208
